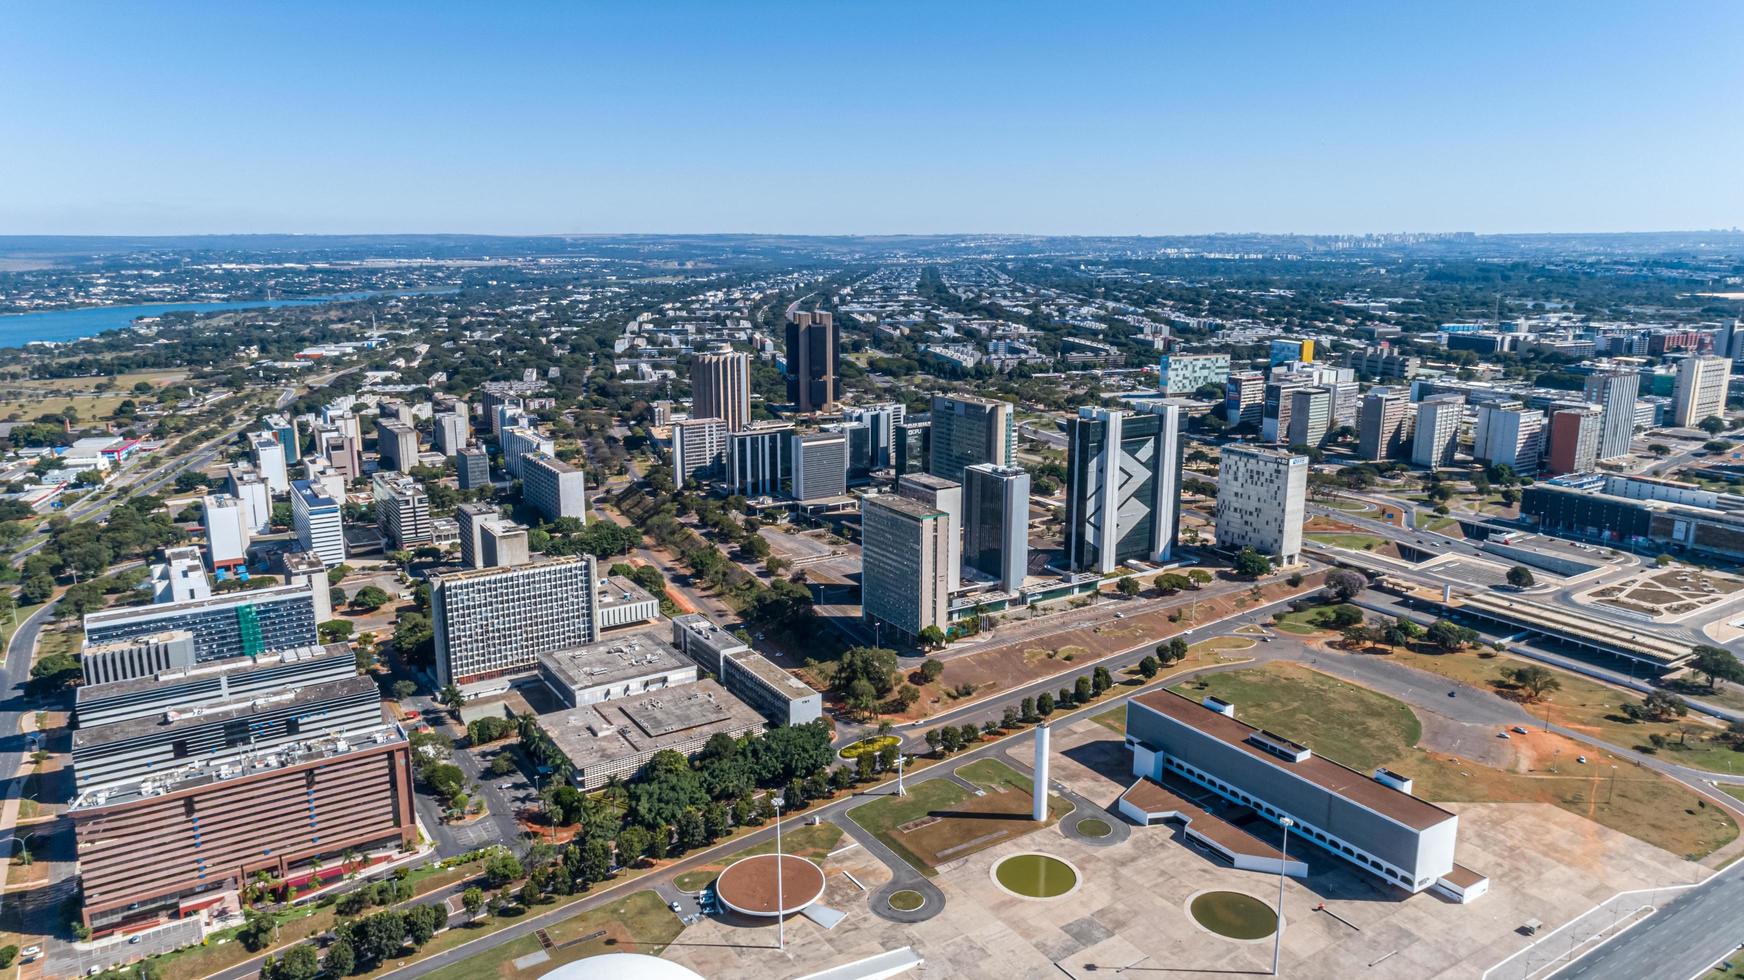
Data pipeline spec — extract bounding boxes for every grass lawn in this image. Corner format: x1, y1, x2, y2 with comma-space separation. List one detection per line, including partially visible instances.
669, 821, 844, 893
1383, 646, 1744, 776
1190, 636, 1257, 654
1092, 705, 1126, 734
1721, 785, 1744, 806
1272, 604, 1358, 635
1171, 663, 1737, 861
419, 892, 682, 980
1304, 532, 1386, 552
846, 759, 1070, 875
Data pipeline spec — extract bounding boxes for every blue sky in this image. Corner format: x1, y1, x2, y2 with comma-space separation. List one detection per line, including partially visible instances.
3, 2, 1741, 236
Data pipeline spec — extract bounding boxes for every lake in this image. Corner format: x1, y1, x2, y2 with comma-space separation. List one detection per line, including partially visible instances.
0, 289, 453, 349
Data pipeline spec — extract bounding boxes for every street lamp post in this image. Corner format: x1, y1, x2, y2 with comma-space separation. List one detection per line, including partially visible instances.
773, 796, 787, 952
1272, 817, 1294, 977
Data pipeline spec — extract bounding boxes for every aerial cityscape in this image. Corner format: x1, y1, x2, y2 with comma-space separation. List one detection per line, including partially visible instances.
3, 4, 1743, 980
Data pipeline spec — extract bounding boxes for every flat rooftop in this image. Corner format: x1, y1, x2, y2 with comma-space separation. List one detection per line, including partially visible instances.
600, 575, 657, 608
543, 679, 765, 773
72, 673, 382, 752
1130, 689, 1455, 833
863, 493, 944, 520
75, 643, 350, 704
83, 582, 311, 626
1120, 777, 1288, 862
537, 633, 692, 691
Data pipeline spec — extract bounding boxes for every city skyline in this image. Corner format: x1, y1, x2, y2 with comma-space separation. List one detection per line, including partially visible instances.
4, 2, 1742, 236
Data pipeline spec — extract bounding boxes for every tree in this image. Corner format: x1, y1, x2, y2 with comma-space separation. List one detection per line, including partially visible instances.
1323, 569, 1366, 603
1037, 692, 1055, 717
27, 652, 80, 695
324, 939, 356, 976
1232, 547, 1272, 578
483, 853, 523, 887
1700, 416, 1728, 436
917, 625, 947, 649
1627, 690, 1690, 722
1137, 655, 1160, 679
350, 585, 392, 612
391, 679, 417, 700
262, 944, 320, 980
1692, 645, 1744, 690
1074, 675, 1094, 703
318, 619, 355, 642
1506, 566, 1536, 589
1327, 604, 1365, 629
438, 684, 466, 708
1092, 665, 1112, 694
1187, 569, 1212, 589
1648, 443, 1671, 458
1505, 664, 1562, 703
615, 826, 651, 867
1425, 618, 1476, 652
917, 658, 945, 684
1115, 577, 1141, 597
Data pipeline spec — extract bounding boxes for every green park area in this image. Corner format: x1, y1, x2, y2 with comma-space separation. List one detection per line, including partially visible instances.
1304, 532, 1386, 552
421, 891, 681, 980
847, 760, 1071, 875
1271, 603, 1361, 635
1168, 664, 1737, 861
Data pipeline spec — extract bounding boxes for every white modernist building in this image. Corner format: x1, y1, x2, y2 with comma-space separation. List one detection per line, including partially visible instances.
290, 479, 347, 566
1213, 444, 1308, 565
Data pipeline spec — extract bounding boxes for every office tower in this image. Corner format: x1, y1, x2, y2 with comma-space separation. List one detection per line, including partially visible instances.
482, 388, 519, 436
456, 503, 497, 569
894, 419, 931, 476
1348, 347, 1421, 381
481, 520, 531, 568
1715, 319, 1740, 363
1224, 370, 1265, 428
1329, 380, 1361, 428
149, 546, 210, 604
376, 418, 419, 472
928, 394, 1015, 483
1412, 394, 1464, 468
1286, 387, 1332, 447
302, 457, 348, 502
201, 494, 249, 574
372, 472, 433, 550
263, 413, 301, 463
1674, 355, 1731, 428
1261, 376, 1309, 444
789, 430, 848, 501
1269, 338, 1315, 365
1064, 405, 1182, 574
963, 463, 1030, 593
430, 555, 599, 688
378, 399, 416, 426
1546, 405, 1602, 475
1582, 366, 1641, 461
728, 422, 794, 498
457, 444, 490, 490
290, 479, 346, 566
785, 310, 839, 413
83, 582, 319, 664
1473, 404, 1545, 475
843, 402, 905, 471
693, 350, 752, 432
860, 494, 950, 640
68, 646, 414, 933
226, 464, 273, 533
523, 452, 588, 521
832, 421, 872, 483
433, 410, 469, 456
898, 473, 963, 591
1358, 387, 1412, 461
1157, 353, 1230, 397
500, 424, 554, 479
281, 550, 333, 625
316, 423, 363, 480
249, 431, 289, 493
1215, 445, 1309, 565
81, 632, 195, 687
672, 417, 730, 485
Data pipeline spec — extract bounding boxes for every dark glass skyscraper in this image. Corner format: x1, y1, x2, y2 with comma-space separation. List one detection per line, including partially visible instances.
784, 310, 839, 413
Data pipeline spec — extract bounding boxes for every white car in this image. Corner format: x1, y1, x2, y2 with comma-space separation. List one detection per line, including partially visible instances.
669, 901, 683, 913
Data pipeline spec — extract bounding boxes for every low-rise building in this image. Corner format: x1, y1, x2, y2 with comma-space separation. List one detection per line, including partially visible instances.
670, 614, 822, 726
536, 632, 697, 709
541, 680, 766, 789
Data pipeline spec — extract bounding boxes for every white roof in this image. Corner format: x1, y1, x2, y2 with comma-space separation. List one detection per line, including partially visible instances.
540, 954, 703, 980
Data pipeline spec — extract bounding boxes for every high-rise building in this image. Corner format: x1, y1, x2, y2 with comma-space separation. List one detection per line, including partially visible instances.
789, 430, 848, 502
433, 410, 469, 457
227, 464, 273, 533
784, 311, 839, 413
693, 350, 752, 432
456, 503, 497, 570
372, 472, 433, 550
1358, 387, 1413, 461
928, 394, 1015, 483
149, 546, 210, 605
1269, 338, 1315, 365
898, 473, 963, 591
1214, 445, 1308, 565
1224, 370, 1265, 429
481, 520, 531, 568
894, 420, 931, 476
201, 494, 249, 574
1674, 355, 1731, 428
523, 452, 588, 521
843, 402, 905, 472
316, 422, 363, 480
430, 555, 600, 688
1546, 405, 1602, 476
1582, 366, 1641, 462
1411, 394, 1464, 468
68, 646, 414, 933
860, 494, 951, 641
727, 422, 794, 498
83, 582, 319, 665
1261, 376, 1309, 443
1157, 354, 1230, 396
375, 418, 419, 472
249, 431, 289, 493
1286, 387, 1332, 448
1473, 404, 1545, 475
673, 417, 730, 485
263, 413, 301, 463
963, 463, 1030, 593
290, 479, 346, 566
499, 424, 554, 479
457, 444, 490, 490
1065, 405, 1182, 574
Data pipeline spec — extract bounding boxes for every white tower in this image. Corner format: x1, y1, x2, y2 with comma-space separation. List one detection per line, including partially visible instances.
1033, 722, 1051, 822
